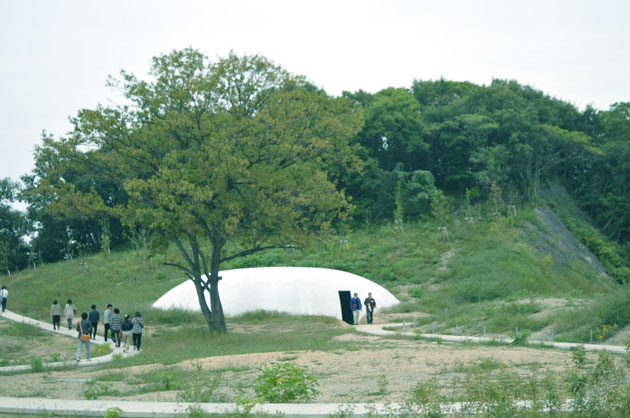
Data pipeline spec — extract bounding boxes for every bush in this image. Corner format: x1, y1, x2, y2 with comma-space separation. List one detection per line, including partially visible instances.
253, 362, 319, 403
177, 363, 226, 403
29, 356, 44, 372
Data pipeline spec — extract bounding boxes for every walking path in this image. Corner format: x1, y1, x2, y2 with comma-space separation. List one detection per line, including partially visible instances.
0, 309, 138, 372
356, 323, 629, 354
0, 312, 626, 417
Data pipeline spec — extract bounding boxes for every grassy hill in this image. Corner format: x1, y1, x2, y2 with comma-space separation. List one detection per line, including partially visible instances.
4, 189, 630, 347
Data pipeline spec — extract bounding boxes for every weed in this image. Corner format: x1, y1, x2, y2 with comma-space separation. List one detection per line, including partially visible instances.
159, 369, 178, 390
95, 344, 111, 356
509, 329, 531, 345
49, 352, 61, 363
104, 407, 123, 418
177, 363, 226, 403
29, 356, 44, 372
253, 362, 320, 403
595, 323, 618, 340
368, 373, 389, 397
571, 345, 586, 368
83, 387, 99, 400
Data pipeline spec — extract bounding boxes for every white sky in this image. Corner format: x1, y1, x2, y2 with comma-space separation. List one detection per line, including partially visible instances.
1, 0, 629, 186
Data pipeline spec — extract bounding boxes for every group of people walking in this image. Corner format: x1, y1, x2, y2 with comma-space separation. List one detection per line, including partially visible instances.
50, 299, 144, 361
349, 292, 376, 325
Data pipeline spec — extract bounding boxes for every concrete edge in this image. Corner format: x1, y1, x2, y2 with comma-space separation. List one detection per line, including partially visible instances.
356, 324, 629, 354
0, 310, 139, 372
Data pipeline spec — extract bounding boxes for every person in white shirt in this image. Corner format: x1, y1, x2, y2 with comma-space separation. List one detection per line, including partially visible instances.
0, 286, 7, 312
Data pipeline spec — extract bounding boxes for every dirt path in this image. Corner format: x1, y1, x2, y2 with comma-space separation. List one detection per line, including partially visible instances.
0, 327, 602, 403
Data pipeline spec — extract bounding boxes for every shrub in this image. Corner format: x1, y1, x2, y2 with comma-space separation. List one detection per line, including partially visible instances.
253, 362, 319, 403
30, 356, 44, 372
177, 363, 226, 403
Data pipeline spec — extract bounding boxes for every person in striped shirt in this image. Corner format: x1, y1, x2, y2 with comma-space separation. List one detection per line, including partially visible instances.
110, 308, 123, 347
131, 311, 144, 351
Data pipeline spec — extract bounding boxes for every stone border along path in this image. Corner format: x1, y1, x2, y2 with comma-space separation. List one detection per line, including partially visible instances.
0, 314, 627, 417
356, 323, 629, 354
0, 309, 139, 372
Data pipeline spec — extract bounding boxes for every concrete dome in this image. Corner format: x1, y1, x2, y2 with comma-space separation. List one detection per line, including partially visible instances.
153, 267, 399, 320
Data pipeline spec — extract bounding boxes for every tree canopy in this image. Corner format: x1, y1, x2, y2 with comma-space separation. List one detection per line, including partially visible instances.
9, 49, 630, 290
26, 49, 364, 332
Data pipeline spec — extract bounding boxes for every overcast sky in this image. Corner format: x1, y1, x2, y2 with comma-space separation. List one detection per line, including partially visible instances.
1, 0, 629, 187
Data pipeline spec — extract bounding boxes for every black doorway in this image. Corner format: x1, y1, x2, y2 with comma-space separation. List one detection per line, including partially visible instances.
338, 290, 353, 325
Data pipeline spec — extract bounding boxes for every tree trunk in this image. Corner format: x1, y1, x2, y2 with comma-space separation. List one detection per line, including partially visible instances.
208, 241, 227, 333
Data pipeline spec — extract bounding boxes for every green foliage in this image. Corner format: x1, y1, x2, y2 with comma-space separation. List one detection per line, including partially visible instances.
176, 363, 227, 403
29, 356, 44, 372
28, 48, 364, 333
159, 369, 178, 390
104, 407, 123, 418
508, 330, 531, 345
253, 362, 320, 403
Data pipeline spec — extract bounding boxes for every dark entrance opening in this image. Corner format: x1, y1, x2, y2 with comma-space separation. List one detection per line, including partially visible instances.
338, 290, 353, 325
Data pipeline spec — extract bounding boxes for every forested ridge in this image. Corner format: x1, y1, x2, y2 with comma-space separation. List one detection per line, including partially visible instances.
2, 49, 629, 286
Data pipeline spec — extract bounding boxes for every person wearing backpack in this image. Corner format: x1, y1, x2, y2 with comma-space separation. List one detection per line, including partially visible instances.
76, 312, 92, 361
121, 314, 133, 352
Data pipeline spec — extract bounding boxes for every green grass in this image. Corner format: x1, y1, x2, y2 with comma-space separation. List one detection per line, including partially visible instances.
3, 198, 629, 349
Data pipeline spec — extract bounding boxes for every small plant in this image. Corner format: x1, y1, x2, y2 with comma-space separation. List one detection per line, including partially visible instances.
369, 374, 389, 397
571, 345, 586, 368
96, 344, 111, 356
509, 330, 530, 345
30, 356, 44, 372
595, 323, 618, 340
83, 387, 99, 400
625, 337, 630, 369
0, 359, 9, 367
105, 407, 123, 418
159, 369, 177, 390
185, 404, 212, 418
50, 352, 61, 363
253, 362, 320, 403
177, 363, 224, 403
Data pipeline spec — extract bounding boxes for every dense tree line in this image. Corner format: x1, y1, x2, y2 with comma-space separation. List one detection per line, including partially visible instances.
2, 50, 629, 283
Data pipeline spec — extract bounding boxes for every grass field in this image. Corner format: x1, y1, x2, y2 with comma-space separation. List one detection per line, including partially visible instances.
2, 197, 630, 415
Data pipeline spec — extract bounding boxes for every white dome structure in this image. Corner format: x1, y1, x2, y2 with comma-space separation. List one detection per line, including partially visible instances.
153, 267, 399, 321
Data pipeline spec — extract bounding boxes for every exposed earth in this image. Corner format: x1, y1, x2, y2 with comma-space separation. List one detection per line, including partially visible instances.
0, 315, 610, 404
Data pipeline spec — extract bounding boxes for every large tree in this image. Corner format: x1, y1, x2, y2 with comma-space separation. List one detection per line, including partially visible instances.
33, 49, 363, 332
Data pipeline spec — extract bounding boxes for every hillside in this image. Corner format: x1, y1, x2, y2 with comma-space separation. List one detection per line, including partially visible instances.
4, 189, 629, 344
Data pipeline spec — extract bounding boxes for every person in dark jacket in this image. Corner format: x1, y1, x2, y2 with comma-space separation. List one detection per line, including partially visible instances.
364, 292, 377, 324
121, 314, 133, 352
350, 292, 362, 325
88, 304, 100, 340
76, 312, 92, 361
